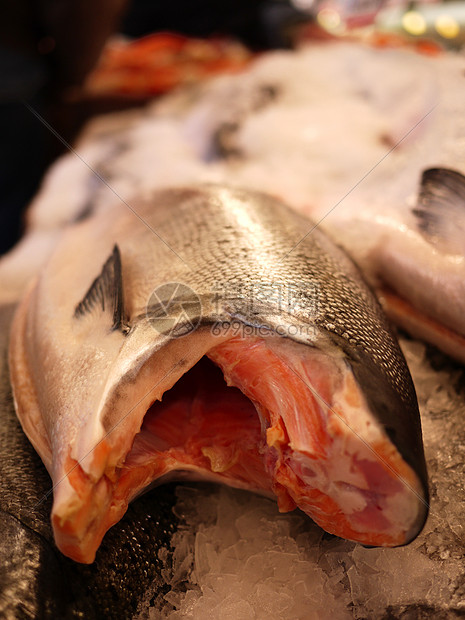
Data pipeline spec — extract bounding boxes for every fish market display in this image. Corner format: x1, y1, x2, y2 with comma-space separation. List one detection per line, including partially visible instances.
1, 38, 465, 616
84, 33, 252, 97
10, 185, 427, 563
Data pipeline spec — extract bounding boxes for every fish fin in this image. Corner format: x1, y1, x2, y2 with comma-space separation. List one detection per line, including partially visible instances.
413, 167, 465, 255
74, 245, 128, 333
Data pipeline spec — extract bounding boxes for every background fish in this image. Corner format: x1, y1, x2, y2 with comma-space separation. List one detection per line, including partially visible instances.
6, 42, 465, 363
9, 185, 427, 564
331, 166, 465, 364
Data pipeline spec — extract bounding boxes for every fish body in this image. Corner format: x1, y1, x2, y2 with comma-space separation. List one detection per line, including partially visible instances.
9, 185, 428, 563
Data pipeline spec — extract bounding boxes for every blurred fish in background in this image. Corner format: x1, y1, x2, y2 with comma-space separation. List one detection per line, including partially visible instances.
2, 0, 464, 256
0, 0, 127, 253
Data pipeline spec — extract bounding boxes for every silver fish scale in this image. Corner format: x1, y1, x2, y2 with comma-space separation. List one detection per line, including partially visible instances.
131, 185, 415, 410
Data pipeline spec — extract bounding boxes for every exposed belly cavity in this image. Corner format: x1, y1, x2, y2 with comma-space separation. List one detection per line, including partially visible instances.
120, 357, 271, 497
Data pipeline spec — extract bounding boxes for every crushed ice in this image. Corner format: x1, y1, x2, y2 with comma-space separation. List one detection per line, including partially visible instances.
157, 485, 351, 619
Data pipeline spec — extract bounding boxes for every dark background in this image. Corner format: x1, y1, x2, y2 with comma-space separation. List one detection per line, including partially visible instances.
0, 0, 307, 255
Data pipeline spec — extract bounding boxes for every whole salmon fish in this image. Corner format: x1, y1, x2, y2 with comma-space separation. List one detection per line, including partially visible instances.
9, 185, 428, 563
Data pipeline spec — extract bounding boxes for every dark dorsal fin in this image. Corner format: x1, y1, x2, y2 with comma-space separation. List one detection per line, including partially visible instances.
413, 167, 465, 254
74, 245, 127, 333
